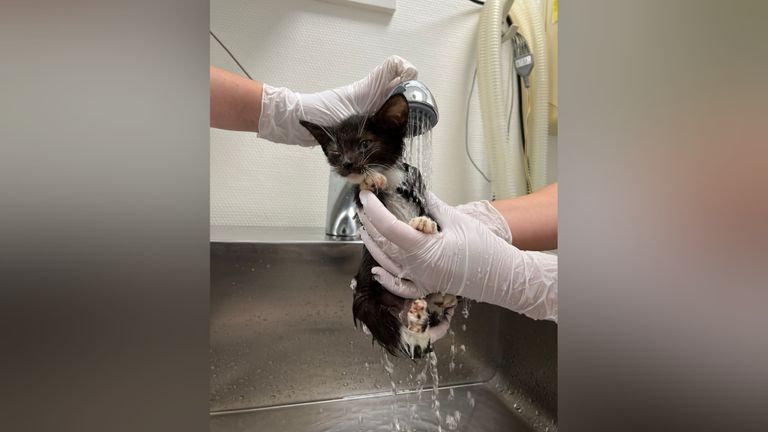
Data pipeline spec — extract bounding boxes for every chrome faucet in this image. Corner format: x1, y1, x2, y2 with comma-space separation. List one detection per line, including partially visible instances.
325, 171, 359, 239
324, 80, 439, 238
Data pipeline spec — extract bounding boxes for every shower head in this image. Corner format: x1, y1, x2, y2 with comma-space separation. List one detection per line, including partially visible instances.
388, 80, 439, 136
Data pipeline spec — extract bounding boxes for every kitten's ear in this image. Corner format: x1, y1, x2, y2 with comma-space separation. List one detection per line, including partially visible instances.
299, 120, 332, 152
371, 94, 409, 135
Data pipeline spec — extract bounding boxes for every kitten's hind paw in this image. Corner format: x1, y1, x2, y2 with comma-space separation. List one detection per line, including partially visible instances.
409, 216, 438, 234
407, 298, 429, 332
361, 172, 387, 191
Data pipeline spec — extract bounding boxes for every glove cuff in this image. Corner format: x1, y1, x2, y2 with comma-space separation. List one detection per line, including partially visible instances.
258, 84, 314, 146
484, 200, 513, 243
456, 200, 513, 244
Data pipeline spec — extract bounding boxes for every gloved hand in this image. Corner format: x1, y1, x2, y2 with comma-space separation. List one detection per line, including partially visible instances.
357, 190, 558, 322
258, 55, 418, 146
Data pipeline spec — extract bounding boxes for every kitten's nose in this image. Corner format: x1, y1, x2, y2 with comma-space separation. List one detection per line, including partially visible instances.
342, 161, 354, 171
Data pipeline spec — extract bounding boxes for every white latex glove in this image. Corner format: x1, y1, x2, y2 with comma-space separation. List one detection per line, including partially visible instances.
454, 200, 513, 244
258, 55, 418, 146
358, 190, 558, 323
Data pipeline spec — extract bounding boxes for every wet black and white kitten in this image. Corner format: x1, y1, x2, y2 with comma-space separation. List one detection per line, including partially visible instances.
300, 94, 457, 359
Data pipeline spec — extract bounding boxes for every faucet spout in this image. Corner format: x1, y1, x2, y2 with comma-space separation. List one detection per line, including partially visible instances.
325, 170, 359, 239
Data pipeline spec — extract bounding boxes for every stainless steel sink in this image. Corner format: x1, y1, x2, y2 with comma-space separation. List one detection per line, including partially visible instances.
210, 227, 557, 431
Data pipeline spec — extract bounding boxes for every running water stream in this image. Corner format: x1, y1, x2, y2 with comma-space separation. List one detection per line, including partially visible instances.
404, 110, 434, 187
379, 337, 479, 432
378, 108, 470, 431
427, 352, 442, 432
379, 297, 476, 432
381, 351, 401, 431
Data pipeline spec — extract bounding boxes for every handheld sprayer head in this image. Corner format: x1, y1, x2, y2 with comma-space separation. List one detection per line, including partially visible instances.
387, 80, 439, 137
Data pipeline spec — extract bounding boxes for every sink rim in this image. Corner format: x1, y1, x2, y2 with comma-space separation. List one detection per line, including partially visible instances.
210, 225, 362, 244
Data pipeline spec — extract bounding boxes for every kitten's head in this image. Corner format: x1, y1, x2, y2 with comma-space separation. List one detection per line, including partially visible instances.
300, 94, 409, 183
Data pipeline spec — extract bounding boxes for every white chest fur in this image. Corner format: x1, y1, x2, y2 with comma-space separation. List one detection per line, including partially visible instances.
382, 168, 420, 222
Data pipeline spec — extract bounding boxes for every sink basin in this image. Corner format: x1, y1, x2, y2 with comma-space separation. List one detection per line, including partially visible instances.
210, 227, 557, 431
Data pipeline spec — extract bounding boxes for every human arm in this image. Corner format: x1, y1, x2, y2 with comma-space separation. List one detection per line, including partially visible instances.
209, 56, 418, 146
491, 183, 558, 251
210, 66, 263, 132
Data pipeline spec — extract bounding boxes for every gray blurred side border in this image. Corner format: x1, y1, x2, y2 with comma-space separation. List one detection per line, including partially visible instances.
560, 1, 768, 431
0, 1, 209, 431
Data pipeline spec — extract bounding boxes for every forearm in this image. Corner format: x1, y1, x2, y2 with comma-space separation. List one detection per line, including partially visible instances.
210, 66, 263, 132
491, 183, 558, 251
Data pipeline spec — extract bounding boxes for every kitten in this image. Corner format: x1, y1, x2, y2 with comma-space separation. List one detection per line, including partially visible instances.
300, 94, 457, 359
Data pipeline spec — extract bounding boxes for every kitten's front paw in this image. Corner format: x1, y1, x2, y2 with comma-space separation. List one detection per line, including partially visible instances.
361, 172, 387, 191
409, 216, 438, 234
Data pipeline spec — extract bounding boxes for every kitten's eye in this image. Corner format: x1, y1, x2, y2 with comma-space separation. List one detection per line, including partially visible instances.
327, 151, 341, 162
359, 139, 372, 150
